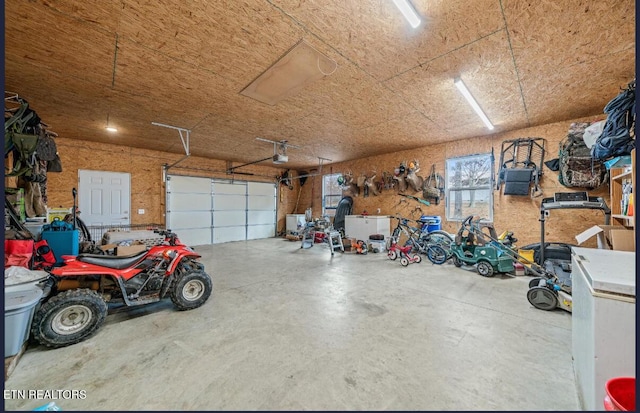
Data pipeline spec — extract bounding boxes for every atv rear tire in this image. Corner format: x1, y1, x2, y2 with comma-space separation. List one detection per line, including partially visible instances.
31, 289, 108, 348
171, 271, 213, 311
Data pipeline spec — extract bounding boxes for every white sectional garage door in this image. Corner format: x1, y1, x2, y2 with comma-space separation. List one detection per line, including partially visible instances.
166, 175, 213, 246
166, 175, 276, 246
212, 181, 247, 244
247, 181, 278, 240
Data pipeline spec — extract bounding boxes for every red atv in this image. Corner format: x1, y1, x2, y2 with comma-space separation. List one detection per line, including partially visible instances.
31, 229, 213, 348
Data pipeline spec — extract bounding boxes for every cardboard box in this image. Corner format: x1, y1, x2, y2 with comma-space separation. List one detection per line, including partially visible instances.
575, 225, 635, 251
99, 243, 118, 253
116, 244, 147, 256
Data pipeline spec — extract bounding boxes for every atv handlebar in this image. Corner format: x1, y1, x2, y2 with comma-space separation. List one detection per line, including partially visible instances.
154, 229, 179, 245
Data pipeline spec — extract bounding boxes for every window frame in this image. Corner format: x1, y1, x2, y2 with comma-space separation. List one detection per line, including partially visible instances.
322, 173, 343, 217
445, 152, 494, 222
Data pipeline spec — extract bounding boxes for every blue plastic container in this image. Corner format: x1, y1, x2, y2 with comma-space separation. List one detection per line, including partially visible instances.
41, 229, 79, 263
33, 402, 62, 411
419, 215, 442, 233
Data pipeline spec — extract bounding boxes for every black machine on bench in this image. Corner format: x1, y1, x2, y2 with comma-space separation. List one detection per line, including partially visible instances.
526, 192, 611, 312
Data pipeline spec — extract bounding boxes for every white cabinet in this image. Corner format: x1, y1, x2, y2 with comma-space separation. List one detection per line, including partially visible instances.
286, 214, 307, 235
571, 247, 636, 411
344, 215, 390, 241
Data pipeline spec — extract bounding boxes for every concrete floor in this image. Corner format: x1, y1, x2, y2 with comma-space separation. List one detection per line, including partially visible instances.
5, 238, 580, 411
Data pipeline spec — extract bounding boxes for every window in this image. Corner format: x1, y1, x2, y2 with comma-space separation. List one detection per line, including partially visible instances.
322, 173, 343, 217
445, 153, 493, 222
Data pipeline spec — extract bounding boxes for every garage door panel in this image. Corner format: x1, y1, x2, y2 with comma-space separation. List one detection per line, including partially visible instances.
175, 228, 211, 246
168, 175, 275, 246
169, 176, 211, 193
213, 210, 246, 226
213, 226, 245, 243
248, 182, 275, 196
247, 224, 274, 239
213, 195, 246, 210
248, 196, 275, 210
248, 210, 274, 225
213, 182, 246, 195
169, 211, 210, 230
169, 193, 212, 211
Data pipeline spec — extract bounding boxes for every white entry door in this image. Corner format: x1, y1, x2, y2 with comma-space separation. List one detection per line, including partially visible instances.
78, 170, 131, 227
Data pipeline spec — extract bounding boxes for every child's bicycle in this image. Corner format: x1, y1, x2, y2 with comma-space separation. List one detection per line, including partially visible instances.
387, 235, 422, 266
389, 215, 450, 264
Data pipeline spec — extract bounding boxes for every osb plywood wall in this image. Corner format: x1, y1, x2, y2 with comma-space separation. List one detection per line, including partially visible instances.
41, 138, 295, 232
26, 113, 610, 248
296, 115, 610, 248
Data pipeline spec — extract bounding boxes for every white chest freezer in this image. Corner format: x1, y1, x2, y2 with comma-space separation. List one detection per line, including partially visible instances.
571, 247, 636, 411
344, 215, 391, 241
286, 214, 307, 235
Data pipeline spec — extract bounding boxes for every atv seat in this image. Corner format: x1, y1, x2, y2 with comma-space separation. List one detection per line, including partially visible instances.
77, 250, 148, 270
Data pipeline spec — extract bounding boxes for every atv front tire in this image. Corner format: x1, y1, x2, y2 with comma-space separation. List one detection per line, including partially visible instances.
31, 289, 108, 348
171, 271, 213, 311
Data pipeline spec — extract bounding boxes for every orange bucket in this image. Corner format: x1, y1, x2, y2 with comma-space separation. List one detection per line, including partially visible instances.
604, 377, 636, 411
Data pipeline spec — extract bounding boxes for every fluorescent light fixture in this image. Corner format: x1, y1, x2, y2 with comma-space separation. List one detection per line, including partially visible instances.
392, 0, 421, 28
454, 78, 494, 130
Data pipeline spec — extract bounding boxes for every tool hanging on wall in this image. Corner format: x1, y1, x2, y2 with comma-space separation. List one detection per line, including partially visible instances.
292, 170, 308, 213
495, 137, 546, 197
398, 193, 430, 207
423, 164, 443, 205
277, 169, 293, 205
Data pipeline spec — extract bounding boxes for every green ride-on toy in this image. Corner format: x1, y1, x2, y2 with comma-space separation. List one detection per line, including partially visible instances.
449, 215, 514, 277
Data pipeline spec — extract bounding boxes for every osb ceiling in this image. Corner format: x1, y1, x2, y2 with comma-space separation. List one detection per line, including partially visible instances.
5, 0, 635, 170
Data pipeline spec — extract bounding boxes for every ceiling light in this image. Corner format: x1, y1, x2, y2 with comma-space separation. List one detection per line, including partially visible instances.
454, 78, 494, 130
105, 113, 117, 132
392, 0, 421, 29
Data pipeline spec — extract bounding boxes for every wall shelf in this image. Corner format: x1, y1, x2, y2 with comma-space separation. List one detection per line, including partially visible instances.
609, 149, 635, 247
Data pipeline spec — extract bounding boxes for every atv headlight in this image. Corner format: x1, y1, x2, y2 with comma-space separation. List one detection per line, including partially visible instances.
163, 249, 177, 259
